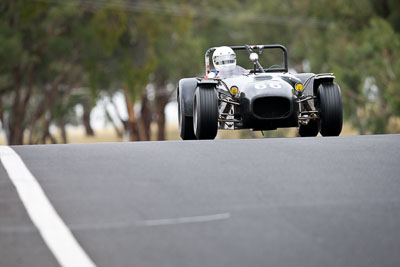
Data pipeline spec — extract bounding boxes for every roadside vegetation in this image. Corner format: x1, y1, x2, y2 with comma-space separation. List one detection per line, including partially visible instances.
0, 0, 399, 144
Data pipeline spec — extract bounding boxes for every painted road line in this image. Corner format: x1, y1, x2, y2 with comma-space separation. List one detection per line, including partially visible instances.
0, 146, 96, 267
137, 213, 231, 226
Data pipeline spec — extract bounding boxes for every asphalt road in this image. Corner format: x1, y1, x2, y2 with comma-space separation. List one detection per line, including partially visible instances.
1, 134, 400, 267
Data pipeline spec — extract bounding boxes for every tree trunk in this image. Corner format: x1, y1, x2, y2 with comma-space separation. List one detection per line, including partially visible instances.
82, 102, 94, 136
28, 115, 39, 145
104, 108, 123, 138
155, 90, 169, 141
59, 118, 68, 144
9, 118, 25, 145
41, 117, 57, 144
156, 103, 166, 140
140, 91, 152, 141
8, 65, 35, 145
0, 92, 3, 130
9, 99, 28, 145
123, 86, 140, 141
8, 67, 24, 145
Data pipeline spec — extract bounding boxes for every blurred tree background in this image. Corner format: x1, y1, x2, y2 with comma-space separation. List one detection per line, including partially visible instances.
0, 0, 399, 144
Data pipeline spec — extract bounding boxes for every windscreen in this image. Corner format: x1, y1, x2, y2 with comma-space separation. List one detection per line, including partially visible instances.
235, 47, 286, 72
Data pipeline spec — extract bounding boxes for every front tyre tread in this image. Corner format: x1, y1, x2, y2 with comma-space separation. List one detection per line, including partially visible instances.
317, 82, 343, 136
193, 87, 218, 140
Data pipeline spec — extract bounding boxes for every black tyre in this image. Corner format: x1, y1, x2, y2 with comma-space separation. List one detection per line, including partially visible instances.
178, 91, 196, 140
193, 87, 218, 140
298, 119, 319, 137
317, 82, 343, 136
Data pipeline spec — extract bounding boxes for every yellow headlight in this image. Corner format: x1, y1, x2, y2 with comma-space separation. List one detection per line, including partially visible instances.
295, 83, 304, 91
230, 86, 239, 95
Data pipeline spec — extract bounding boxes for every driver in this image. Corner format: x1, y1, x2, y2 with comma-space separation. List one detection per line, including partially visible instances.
211, 46, 248, 79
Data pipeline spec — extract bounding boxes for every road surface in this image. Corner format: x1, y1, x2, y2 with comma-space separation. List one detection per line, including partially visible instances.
1, 134, 400, 267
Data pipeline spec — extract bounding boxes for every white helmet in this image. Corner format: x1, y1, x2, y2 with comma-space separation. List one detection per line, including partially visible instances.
212, 46, 236, 72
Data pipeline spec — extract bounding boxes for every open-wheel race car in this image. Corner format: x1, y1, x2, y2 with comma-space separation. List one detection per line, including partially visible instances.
177, 44, 343, 140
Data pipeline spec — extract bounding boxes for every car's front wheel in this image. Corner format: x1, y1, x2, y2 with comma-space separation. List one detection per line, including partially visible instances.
317, 82, 343, 136
193, 86, 218, 140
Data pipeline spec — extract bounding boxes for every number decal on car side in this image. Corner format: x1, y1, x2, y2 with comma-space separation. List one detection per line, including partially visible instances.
255, 81, 282, 90
255, 82, 267, 90
268, 81, 282, 89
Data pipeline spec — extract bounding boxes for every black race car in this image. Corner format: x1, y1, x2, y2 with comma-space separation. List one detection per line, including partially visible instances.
177, 44, 343, 140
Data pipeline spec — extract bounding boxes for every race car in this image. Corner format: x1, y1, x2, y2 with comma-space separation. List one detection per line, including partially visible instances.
177, 44, 343, 140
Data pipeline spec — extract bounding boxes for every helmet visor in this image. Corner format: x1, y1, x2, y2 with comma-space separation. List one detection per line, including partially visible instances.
214, 54, 236, 66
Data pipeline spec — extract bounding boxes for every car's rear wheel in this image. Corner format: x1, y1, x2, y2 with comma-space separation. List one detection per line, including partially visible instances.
298, 119, 319, 137
317, 82, 343, 136
193, 86, 218, 140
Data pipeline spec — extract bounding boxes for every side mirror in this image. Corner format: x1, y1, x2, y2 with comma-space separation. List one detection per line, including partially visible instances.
249, 53, 259, 62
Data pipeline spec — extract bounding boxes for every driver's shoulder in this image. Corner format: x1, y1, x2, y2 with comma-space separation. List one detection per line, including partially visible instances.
235, 65, 246, 71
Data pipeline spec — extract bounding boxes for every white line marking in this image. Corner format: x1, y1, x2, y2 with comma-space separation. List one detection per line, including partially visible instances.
137, 213, 230, 226
0, 146, 96, 267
